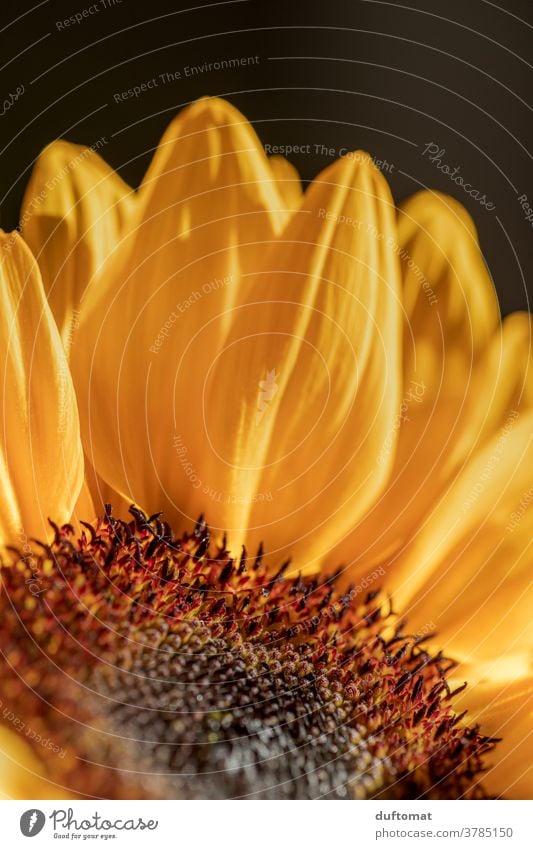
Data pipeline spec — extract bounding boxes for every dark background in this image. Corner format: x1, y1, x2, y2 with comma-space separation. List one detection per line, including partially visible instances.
1, 0, 531, 315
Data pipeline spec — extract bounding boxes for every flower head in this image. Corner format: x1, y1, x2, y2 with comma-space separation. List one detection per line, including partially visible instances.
0, 97, 531, 799
1, 508, 495, 800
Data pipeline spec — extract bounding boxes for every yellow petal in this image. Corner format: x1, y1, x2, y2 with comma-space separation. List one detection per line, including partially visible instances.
22, 140, 133, 353
0, 727, 72, 799
69, 478, 96, 533
454, 672, 533, 799
0, 232, 84, 545
392, 409, 533, 654
72, 98, 290, 525
329, 190, 502, 572
80, 456, 131, 522
399, 190, 499, 354
269, 154, 303, 209
447, 311, 533, 468
196, 151, 402, 567
393, 190, 501, 494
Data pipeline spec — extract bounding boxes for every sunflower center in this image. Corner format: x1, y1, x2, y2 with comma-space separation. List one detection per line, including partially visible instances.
0, 508, 496, 799
89, 625, 393, 800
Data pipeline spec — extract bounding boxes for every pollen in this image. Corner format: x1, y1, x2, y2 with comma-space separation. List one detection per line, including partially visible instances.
0, 507, 497, 799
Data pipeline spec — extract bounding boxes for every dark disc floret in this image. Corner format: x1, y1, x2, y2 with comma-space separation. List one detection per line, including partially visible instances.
0, 507, 497, 799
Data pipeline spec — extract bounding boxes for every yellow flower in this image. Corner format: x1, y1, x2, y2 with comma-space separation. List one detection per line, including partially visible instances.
0, 97, 531, 800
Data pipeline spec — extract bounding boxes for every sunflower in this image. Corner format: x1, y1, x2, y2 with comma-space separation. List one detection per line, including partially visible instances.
0, 97, 531, 800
